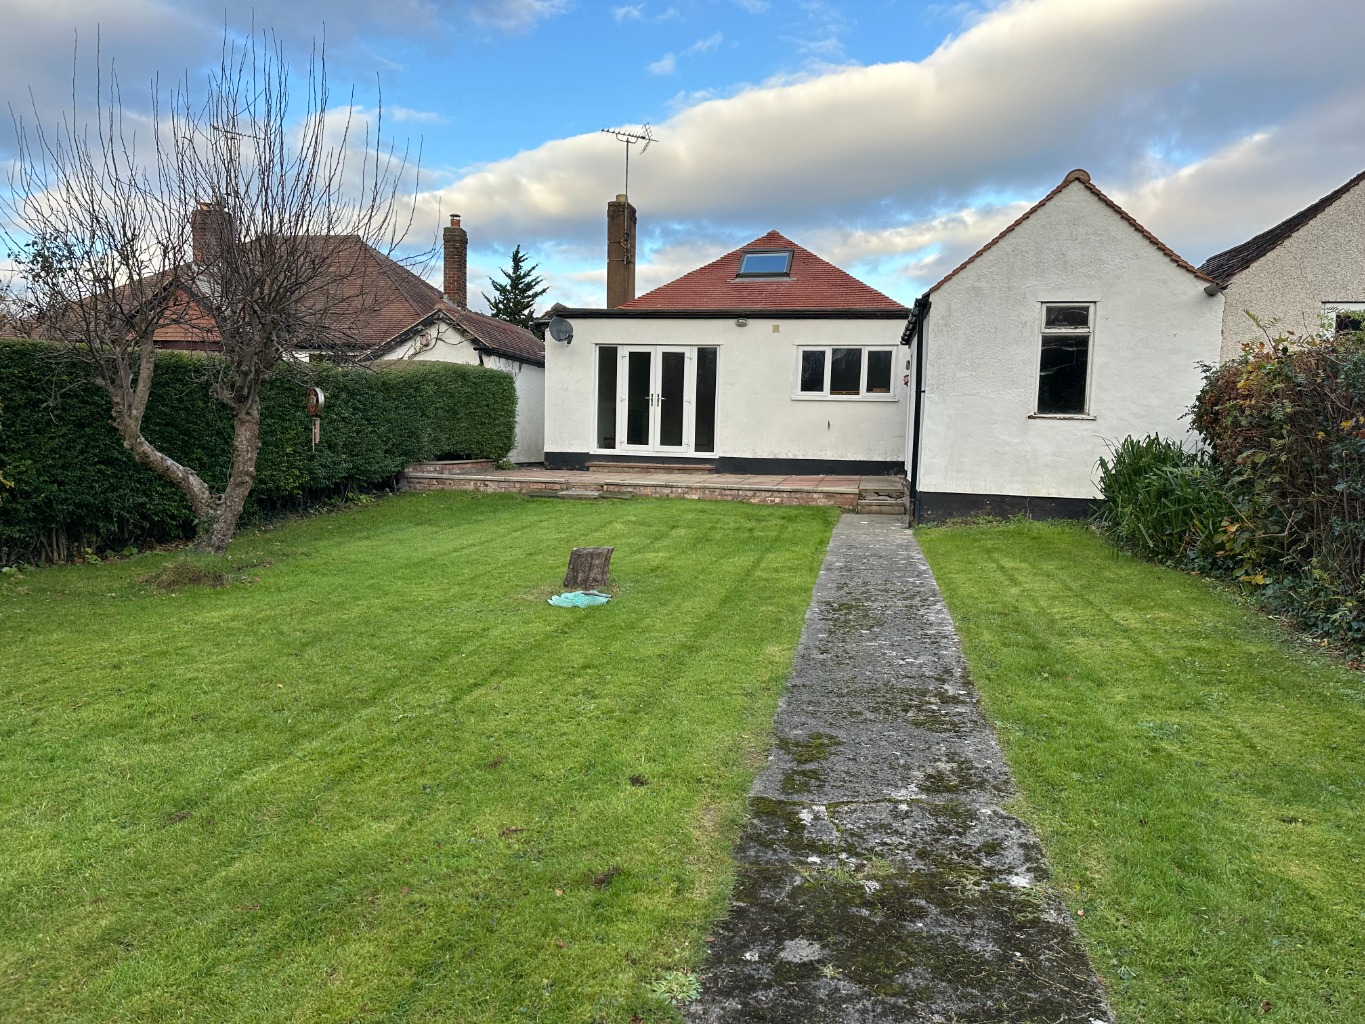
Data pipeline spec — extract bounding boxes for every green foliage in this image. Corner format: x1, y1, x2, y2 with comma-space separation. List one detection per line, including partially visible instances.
482, 244, 549, 331
0, 339, 516, 562
1192, 334, 1365, 643
1095, 434, 1232, 567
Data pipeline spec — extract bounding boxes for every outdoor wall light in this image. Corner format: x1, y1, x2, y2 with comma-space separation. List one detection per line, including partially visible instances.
735, 317, 748, 327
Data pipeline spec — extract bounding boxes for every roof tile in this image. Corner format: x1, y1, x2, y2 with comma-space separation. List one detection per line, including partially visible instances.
620, 230, 907, 312
1199, 169, 1365, 283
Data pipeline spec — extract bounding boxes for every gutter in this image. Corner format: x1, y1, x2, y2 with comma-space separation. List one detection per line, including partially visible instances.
906, 293, 930, 526
548, 307, 910, 321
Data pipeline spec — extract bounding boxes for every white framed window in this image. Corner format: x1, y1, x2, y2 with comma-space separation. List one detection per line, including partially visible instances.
1035, 302, 1094, 417
1323, 301, 1365, 335
794, 346, 897, 399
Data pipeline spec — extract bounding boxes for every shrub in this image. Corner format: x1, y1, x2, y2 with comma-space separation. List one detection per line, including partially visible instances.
1095, 434, 1231, 567
0, 340, 516, 562
1191, 334, 1365, 643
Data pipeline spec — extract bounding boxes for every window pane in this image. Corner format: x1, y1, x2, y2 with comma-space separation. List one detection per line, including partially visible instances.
738, 250, 792, 276
1038, 334, 1089, 414
626, 350, 651, 445
830, 348, 862, 395
695, 347, 717, 453
659, 351, 685, 447
800, 350, 826, 393
596, 347, 618, 448
1044, 305, 1090, 330
1336, 311, 1364, 334
866, 350, 892, 394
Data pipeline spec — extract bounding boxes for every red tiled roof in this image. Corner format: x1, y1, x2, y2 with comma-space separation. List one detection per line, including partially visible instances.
929, 169, 1214, 294
619, 230, 907, 312
1199, 169, 1365, 283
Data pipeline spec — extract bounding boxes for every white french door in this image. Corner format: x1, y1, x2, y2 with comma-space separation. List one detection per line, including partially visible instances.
619, 346, 693, 452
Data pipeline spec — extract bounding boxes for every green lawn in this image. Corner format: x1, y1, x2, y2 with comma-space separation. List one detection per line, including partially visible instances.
0, 492, 838, 1024
918, 520, 1364, 1024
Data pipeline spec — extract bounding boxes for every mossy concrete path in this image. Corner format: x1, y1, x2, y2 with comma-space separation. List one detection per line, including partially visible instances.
687, 517, 1113, 1023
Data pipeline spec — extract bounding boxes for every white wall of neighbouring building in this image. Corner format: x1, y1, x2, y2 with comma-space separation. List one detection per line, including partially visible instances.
918, 180, 1224, 503
1217, 177, 1365, 358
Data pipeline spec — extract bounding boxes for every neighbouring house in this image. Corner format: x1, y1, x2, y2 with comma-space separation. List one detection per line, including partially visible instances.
543, 196, 909, 473
903, 169, 1224, 520
1199, 169, 1365, 359
363, 215, 545, 464
157, 205, 546, 463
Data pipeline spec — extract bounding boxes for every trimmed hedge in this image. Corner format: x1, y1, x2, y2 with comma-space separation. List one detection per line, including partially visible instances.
0, 340, 515, 562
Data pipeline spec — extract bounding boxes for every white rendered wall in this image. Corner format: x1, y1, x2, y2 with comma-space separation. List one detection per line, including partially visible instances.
1218, 178, 1365, 358
920, 181, 1224, 500
544, 316, 907, 465
387, 320, 545, 463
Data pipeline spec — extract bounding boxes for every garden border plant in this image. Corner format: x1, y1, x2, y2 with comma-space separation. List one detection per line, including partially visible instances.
1096, 326, 1365, 649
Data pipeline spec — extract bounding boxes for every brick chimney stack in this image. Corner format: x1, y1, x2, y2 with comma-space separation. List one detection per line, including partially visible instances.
443, 214, 468, 308
606, 194, 637, 309
191, 201, 232, 266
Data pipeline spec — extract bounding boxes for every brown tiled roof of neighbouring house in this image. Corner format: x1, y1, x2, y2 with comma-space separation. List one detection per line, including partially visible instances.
1198, 169, 1365, 283
149, 234, 543, 365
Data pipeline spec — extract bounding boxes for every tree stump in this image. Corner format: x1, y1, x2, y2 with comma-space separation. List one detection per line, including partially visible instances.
564, 546, 613, 591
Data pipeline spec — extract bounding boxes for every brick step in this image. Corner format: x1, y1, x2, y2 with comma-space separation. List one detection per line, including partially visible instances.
586, 461, 715, 473
405, 459, 497, 475
856, 497, 905, 515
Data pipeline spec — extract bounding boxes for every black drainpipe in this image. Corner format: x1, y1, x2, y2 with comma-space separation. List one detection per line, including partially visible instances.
907, 292, 930, 525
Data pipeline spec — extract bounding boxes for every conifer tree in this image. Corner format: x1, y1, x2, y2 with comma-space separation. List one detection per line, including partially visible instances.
483, 245, 549, 331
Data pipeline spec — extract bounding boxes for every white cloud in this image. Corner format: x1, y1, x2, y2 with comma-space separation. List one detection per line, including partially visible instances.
613, 4, 645, 21
647, 52, 677, 75
463, 0, 569, 32
420, 0, 1365, 306
685, 31, 725, 56
733, 0, 770, 12
388, 106, 446, 124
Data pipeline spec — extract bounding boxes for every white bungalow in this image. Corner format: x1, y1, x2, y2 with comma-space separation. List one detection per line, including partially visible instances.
544, 199, 908, 474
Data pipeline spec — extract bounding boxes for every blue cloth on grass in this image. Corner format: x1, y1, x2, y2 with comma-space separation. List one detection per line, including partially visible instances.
548, 590, 611, 608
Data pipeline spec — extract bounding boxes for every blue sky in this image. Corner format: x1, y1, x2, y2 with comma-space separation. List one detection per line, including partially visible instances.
3, 1, 1365, 310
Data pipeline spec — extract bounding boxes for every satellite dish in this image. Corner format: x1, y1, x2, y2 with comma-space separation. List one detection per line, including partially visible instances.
547, 316, 574, 344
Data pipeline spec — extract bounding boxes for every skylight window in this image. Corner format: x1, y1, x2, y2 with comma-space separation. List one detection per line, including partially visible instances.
737, 250, 793, 277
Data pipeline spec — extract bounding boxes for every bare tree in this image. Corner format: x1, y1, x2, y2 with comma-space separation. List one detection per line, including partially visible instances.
3, 34, 414, 554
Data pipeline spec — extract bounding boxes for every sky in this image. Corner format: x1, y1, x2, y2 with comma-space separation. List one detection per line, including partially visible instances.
2, 0, 1364, 312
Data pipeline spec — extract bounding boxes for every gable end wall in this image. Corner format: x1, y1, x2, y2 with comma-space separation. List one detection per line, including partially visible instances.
920, 182, 1223, 501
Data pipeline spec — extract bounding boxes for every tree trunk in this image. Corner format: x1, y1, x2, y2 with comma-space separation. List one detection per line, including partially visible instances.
564, 546, 613, 590
203, 393, 263, 555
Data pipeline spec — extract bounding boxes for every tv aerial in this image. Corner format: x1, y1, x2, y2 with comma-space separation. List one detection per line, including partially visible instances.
600, 123, 655, 202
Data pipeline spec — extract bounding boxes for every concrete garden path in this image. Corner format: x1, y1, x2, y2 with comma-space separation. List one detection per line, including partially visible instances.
686, 516, 1113, 1023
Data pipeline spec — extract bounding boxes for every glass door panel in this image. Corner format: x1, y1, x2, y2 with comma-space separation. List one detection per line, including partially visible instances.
658, 350, 686, 447
625, 350, 652, 447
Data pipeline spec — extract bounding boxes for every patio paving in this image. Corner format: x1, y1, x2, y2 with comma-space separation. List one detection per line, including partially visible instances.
400, 462, 899, 511
685, 515, 1113, 1023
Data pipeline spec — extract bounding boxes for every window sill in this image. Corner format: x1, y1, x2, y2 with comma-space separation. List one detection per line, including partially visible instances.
792, 393, 900, 402
1028, 413, 1096, 421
